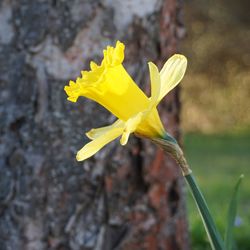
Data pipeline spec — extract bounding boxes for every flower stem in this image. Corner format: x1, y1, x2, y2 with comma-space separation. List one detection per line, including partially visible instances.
150, 134, 225, 250
185, 173, 225, 250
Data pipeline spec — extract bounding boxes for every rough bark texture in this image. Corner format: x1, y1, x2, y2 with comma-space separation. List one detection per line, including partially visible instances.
0, 0, 189, 249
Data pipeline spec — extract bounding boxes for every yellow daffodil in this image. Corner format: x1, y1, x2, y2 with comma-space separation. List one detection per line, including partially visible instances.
64, 41, 187, 161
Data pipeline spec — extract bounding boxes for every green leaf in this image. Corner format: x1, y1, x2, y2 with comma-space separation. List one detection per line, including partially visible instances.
224, 174, 244, 250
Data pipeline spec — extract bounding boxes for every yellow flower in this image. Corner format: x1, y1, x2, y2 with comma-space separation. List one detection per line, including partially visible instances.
64, 41, 187, 161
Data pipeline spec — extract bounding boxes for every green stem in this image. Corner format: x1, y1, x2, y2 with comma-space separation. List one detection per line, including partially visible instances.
185, 173, 225, 250
150, 135, 225, 250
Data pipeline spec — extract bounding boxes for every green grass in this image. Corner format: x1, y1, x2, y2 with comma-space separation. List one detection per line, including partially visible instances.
184, 131, 250, 250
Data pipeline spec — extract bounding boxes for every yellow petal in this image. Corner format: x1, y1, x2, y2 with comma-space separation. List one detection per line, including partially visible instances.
64, 80, 83, 102
113, 41, 125, 65
86, 119, 124, 140
102, 41, 125, 67
158, 54, 187, 102
90, 61, 98, 70
136, 108, 165, 138
120, 113, 143, 145
76, 127, 123, 161
148, 62, 161, 107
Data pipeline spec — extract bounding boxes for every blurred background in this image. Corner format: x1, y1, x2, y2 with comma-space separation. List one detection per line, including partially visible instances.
181, 0, 250, 249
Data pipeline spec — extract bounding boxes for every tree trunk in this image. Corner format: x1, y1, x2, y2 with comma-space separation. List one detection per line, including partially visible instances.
0, 0, 189, 249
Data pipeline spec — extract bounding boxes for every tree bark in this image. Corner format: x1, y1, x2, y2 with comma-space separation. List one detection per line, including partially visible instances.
0, 0, 189, 249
